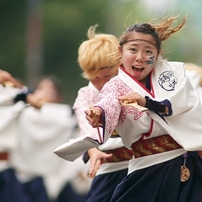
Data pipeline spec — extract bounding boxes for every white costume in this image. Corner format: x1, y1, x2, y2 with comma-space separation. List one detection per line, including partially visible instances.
55, 58, 202, 175
186, 69, 202, 101
0, 86, 89, 200
0, 85, 25, 172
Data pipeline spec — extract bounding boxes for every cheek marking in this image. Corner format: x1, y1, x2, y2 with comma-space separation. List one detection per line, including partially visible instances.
145, 55, 155, 65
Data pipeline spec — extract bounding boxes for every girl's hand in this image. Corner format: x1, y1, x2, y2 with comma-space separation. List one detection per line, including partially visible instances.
85, 106, 103, 127
0, 69, 23, 89
88, 148, 112, 178
26, 93, 46, 108
118, 92, 146, 107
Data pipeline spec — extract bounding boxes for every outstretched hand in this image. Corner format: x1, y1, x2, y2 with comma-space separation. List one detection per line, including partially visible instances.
26, 93, 46, 109
0, 69, 23, 89
88, 148, 113, 178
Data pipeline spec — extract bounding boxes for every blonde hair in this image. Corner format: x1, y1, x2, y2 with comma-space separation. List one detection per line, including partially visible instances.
186, 63, 202, 86
78, 24, 121, 80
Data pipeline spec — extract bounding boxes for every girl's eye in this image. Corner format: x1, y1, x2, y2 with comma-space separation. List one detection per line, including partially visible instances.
130, 48, 136, 52
146, 50, 152, 54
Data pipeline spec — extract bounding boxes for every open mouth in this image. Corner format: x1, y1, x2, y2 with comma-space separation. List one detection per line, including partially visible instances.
132, 66, 144, 75
132, 66, 144, 72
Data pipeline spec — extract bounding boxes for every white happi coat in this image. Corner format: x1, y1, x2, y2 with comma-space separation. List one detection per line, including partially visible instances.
96, 59, 202, 173
73, 82, 129, 175
186, 69, 202, 102
0, 85, 25, 172
0, 85, 27, 145
55, 58, 202, 174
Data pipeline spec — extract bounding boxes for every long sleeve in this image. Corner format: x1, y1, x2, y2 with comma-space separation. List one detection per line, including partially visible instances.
73, 83, 100, 136
96, 77, 131, 141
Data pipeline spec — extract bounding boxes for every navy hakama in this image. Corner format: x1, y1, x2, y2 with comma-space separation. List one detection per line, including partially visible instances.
110, 152, 202, 202
87, 168, 128, 202
0, 168, 32, 202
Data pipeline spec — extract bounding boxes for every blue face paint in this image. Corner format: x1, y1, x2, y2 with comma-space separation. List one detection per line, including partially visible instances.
145, 55, 155, 65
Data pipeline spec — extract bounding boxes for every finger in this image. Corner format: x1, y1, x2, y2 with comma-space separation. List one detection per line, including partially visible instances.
85, 110, 91, 116
87, 115, 99, 127
118, 96, 128, 100
9, 78, 23, 89
88, 169, 95, 178
88, 159, 97, 178
85, 113, 92, 122
98, 123, 103, 127
93, 159, 101, 176
118, 96, 131, 102
90, 159, 102, 178
90, 108, 97, 122
85, 110, 95, 122
1, 71, 23, 89
103, 153, 113, 159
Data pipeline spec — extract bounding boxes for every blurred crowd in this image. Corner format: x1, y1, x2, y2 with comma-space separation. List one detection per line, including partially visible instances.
0, 71, 92, 202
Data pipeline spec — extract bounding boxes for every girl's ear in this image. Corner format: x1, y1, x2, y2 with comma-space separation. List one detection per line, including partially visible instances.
118, 45, 123, 56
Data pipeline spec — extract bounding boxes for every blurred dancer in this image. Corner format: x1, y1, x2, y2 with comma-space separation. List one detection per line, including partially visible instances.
11, 75, 89, 202
73, 25, 133, 202
0, 73, 31, 202
0, 75, 89, 202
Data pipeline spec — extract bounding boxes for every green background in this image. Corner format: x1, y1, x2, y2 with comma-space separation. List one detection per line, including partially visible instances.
1, 0, 202, 105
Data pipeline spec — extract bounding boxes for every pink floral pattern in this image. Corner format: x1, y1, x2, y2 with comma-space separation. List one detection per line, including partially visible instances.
97, 77, 143, 136
73, 84, 99, 136
120, 107, 143, 123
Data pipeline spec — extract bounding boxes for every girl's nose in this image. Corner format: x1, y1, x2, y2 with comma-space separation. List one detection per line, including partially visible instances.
135, 52, 144, 62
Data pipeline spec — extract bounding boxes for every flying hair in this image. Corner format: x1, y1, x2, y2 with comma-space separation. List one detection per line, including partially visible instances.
149, 14, 187, 42
87, 24, 99, 39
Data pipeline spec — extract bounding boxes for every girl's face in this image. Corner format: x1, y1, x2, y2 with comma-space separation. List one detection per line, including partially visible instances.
90, 68, 117, 91
34, 79, 61, 103
119, 32, 159, 85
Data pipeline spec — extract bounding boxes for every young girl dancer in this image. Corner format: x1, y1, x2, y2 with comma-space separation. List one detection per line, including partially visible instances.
84, 16, 202, 202
55, 15, 202, 202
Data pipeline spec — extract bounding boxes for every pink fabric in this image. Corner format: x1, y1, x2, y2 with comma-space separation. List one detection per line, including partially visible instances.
73, 83, 100, 136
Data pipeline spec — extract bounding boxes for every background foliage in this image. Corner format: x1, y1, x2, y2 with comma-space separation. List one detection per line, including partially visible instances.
1, 0, 202, 105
